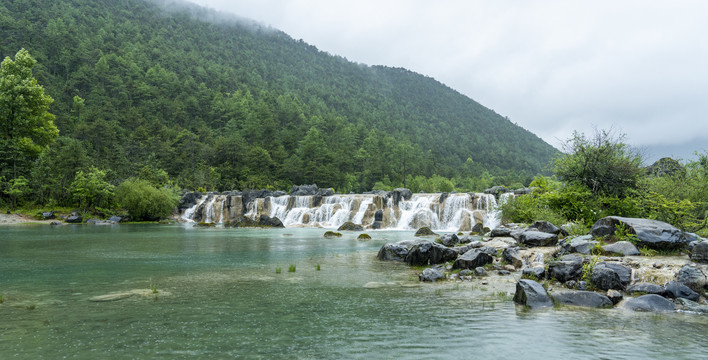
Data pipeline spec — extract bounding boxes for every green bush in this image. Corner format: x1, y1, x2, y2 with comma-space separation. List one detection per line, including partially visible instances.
500, 194, 566, 226
115, 178, 179, 221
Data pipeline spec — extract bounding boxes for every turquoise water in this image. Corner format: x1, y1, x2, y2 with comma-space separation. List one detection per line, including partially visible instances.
1, 224, 707, 359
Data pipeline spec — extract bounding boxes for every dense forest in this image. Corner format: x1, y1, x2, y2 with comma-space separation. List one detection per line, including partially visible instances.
0, 0, 558, 211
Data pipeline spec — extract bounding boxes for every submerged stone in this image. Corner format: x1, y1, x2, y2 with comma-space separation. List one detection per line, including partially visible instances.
514, 279, 553, 309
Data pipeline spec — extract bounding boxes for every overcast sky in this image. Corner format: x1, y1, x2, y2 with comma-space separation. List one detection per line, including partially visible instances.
187, 0, 707, 162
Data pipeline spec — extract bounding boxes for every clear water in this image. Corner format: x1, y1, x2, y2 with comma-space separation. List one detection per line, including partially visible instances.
1, 225, 707, 359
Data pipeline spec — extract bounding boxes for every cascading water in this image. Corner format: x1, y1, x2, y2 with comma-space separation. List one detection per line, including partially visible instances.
439, 193, 473, 231
395, 194, 441, 230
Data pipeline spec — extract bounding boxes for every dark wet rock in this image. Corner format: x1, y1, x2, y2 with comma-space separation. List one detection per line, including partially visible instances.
607, 289, 623, 305
689, 241, 708, 264
627, 282, 666, 295
475, 267, 487, 276
457, 235, 480, 244
490, 226, 513, 238
675, 298, 708, 314
514, 279, 553, 309
65, 215, 82, 223
337, 221, 364, 231
225, 216, 258, 228
502, 247, 523, 268
258, 215, 284, 228
324, 231, 342, 238
514, 187, 534, 195
519, 231, 558, 247
498, 270, 511, 276
551, 290, 613, 308
374, 209, 384, 222
317, 188, 335, 197
522, 266, 546, 280
459, 269, 474, 277
485, 186, 508, 198
178, 191, 202, 211
377, 240, 421, 262
439, 234, 459, 247
664, 281, 700, 301
591, 216, 697, 250
391, 188, 413, 206
622, 294, 675, 312
452, 250, 493, 270
595, 262, 631, 288
560, 235, 598, 255
290, 184, 319, 196
602, 241, 641, 256
471, 223, 484, 234
528, 220, 562, 235
676, 265, 707, 292
575, 281, 588, 291
41, 211, 55, 220
415, 226, 437, 237
548, 259, 583, 283
419, 267, 445, 282
85, 218, 101, 224
591, 267, 623, 291
405, 241, 458, 266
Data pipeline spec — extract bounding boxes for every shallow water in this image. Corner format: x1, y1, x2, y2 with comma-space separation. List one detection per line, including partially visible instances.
1, 224, 707, 359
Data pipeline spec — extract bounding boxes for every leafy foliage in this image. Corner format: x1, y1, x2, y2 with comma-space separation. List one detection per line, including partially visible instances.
114, 178, 179, 220
69, 167, 114, 212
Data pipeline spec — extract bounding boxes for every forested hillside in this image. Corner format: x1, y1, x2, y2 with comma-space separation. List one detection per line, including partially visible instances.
0, 0, 557, 201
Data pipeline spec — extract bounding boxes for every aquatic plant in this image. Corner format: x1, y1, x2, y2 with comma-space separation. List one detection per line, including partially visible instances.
288, 265, 296, 272
275, 267, 282, 274
324, 231, 342, 238
150, 278, 158, 294
316, 264, 321, 271
357, 233, 372, 240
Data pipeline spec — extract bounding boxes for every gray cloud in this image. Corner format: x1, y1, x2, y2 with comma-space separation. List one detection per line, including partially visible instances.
189, 0, 708, 161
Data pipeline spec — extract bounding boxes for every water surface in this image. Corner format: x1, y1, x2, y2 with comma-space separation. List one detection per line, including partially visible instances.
1, 225, 706, 359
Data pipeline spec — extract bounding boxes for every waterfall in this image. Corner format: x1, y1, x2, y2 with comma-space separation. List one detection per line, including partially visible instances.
395, 194, 440, 230
480, 192, 514, 230
439, 193, 472, 231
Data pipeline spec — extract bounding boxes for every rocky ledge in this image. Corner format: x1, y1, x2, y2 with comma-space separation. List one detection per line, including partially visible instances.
378, 216, 708, 314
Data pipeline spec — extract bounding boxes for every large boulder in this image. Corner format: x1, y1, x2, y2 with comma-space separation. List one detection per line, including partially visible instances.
419, 267, 445, 282
374, 209, 384, 222
595, 262, 631, 287
522, 266, 546, 280
676, 265, 707, 292
528, 220, 562, 235
178, 191, 202, 211
405, 241, 458, 266
290, 184, 319, 196
226, 216, 258, 228
41, 211, 56, 220
689, 241, 708, 263
591, 216, 697, 250
452, 250, 493, 270
675, 298, 708, 314
258, 215, 284, 228
519, 231, 558, 247
664, 281, 700, 302
391, 188, 413, 206
65, 215, 82, 223
548, 258, 583, 283
502, 247, 524, 268
377, 240, 420, 261
414, 226, 437, 237
602, 241, 640, 256
551, 290, 613, 308
337, 221, 364, 231
590, 267, 623, 291
513, 279, 553, 309
622, 294, 675, 312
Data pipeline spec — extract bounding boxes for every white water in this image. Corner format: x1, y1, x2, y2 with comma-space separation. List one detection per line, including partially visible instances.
181, 192, 509, 230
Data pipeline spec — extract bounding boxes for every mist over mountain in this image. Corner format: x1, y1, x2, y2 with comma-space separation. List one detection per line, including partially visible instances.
1, 0, 558, 191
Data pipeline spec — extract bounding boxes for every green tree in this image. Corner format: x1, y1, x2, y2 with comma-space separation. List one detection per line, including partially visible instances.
115, 178, 179, 221
553, 130, 643, 198
69, 167, 114, 213
2, 176, 29, 210
0, 48, 58, 178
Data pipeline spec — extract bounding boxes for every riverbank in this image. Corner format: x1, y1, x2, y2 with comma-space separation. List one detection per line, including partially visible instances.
0, 213, 53, 225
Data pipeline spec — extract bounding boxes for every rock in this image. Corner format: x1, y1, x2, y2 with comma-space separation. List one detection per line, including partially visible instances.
607, 289, 623, 305
391, 188, 413, 206
627, 282, 666, 295
377, 240, 420, 261
591, 267, 623, 291
452, 250, 494, 270
502, 247, 523, 268
405, 241, 458, 266
317, 188, 335, 197
622, 294, 675, 312
89, 292, 135, 302
41, 211, 55, 220
675, 298, 708, 314
591, 216, 696, 250
490, 227, 512, 238
503, 264, 516, 272
498, 270, 511, 276
676, 265, 707, 292
65, 215, 82, 223
324, 231, 342, 238
513, 279, 553, 309
471, 223, 484, 234
595, 262, 632, 287
439, 234, 459, 247
290, 184, 319, 196
602, 241, 640, 256
225, 216, 258, 228
519, 231, 558, 247
419, 267, 445, 282
664, 281, 700, 301
374, 209, 384, 222
646, 157, 685, 177
258, 215, 284, 228
551, 290, 613, 308
522, 266, 546, 280
689, 241, 708, 263
548, 259, 583, 282
561, 235, 598, 255
484, 186, 508, 198
528, 220, 562, 235
178, 191, 202, 211
108, 215, 127, 223
371, 221, 384, 230
459, 269, 474, 277
475, 267, 487, 276
337, 221, 364, 231
49, 221, 62, 226
357, 233, 372, 240
414, 226, 437, 237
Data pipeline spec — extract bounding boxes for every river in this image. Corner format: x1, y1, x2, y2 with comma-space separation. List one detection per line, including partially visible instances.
1, 224, 706, 359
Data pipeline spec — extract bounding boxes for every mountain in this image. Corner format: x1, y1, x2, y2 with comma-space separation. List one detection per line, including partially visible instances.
0, 0, 558, 193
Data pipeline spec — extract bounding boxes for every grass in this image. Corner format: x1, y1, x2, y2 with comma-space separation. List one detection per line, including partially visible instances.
275, 267, 282, 274
316, 264, 321, 271
288, 264, 296, 272
581, 256, 600, 289
639, 246, 658, 257
150, 278, 158, 294
0, 294, 4, 304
